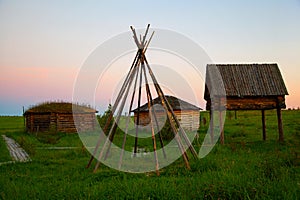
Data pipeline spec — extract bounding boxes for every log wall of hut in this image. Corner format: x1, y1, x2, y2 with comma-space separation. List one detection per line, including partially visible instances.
25, 112, 96, 133
134, 110, 199, 131
25, 113, 51, 132
72, 113, 97, 132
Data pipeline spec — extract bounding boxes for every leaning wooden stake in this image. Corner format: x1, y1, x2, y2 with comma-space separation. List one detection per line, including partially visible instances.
144, 57, 198, 158
142, 66, 160, 175
141, 56, 167, 159
93, 62, 138, 172
144, 57, 193, 169
118, 60, 140, 169
86, 52, 140, 168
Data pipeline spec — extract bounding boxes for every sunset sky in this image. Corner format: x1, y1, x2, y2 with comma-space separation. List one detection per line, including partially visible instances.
1, 0, 300, 115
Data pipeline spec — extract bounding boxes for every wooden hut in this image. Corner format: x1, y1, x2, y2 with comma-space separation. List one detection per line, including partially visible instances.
132, 95, 202, 131
24, 102, 98, 133
204, 63, 288, 143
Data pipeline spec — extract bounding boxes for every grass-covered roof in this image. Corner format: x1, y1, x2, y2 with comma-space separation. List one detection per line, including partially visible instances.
24, 102, 97, 114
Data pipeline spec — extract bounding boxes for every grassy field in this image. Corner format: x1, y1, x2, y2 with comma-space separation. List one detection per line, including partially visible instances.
0, 110, 299, 199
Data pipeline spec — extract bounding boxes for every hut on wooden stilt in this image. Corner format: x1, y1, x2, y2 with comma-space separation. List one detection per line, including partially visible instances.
204, 63, 288, 144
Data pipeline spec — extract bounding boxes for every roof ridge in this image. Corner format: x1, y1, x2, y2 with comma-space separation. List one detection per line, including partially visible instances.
132, 95, 201, 112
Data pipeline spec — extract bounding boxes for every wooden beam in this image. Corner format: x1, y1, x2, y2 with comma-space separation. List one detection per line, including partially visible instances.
145, 56, 198, 159
219, 98, 225, 144
210, 110, 214, 144
143, 31, 155, 53
130, 26, 141, 49
142, 63, 160, 175
262, 110, 266, 141
219, 110, 224, 145
141, 24, 150, 45
118, 60, 140, 169
277, 105, 284, 142
141, 57, 166, 159
94, 62, 139, 172
86, 51, 140, 169
133, 59, 144, 157
144, 57, 192, 168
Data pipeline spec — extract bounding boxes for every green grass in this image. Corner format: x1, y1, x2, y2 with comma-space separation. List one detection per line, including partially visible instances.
0, 136, 11, 162
0, 110, 300, 199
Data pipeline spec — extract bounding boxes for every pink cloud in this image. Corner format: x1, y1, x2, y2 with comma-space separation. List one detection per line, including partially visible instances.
0, 66, 78, 102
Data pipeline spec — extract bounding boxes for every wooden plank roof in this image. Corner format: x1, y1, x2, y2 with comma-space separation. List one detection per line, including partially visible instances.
204, 63, 288, 99
132, 95, 201, 112
24, 102, 97, 114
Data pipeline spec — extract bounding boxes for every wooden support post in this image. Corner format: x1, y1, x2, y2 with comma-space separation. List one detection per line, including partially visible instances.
219, 110, 224, 145
210, 110, 214, 144
234, 110, 237, 119
219, 97, 225, 144
277, 106, 284, 142
262, 110, 266, 141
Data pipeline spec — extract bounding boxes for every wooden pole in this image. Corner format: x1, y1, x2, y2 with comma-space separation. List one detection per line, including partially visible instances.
94, 63, 136, 172
93, 61, 139, 172
144, 58, 195, 169
118, 60, 140, 169
152, 82, 190, 169
262, 110, 266, 141
141, 58, 167, 159
144, 57, 198, 158
144, 57, 198, 159
86, 51, 140, 169
23, 106, 25, 128
219, 98, 225, 144
277, 105, 284, 142
210, 109, 214, 144
133, 55, 143, 157
219, 110, 224, 145
142, 63, 160, 175
141, 24, 150, 45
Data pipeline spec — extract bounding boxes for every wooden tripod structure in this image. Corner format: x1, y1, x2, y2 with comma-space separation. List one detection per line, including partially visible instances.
86, 24, 198, 175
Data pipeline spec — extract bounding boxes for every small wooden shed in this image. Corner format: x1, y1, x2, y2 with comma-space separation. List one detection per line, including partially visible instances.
204, 63, 288, 143
24, 102, 98, 133
132, 95, 202, 131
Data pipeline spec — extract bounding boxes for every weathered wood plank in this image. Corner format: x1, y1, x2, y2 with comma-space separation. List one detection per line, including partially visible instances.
2, 135, 31, 162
